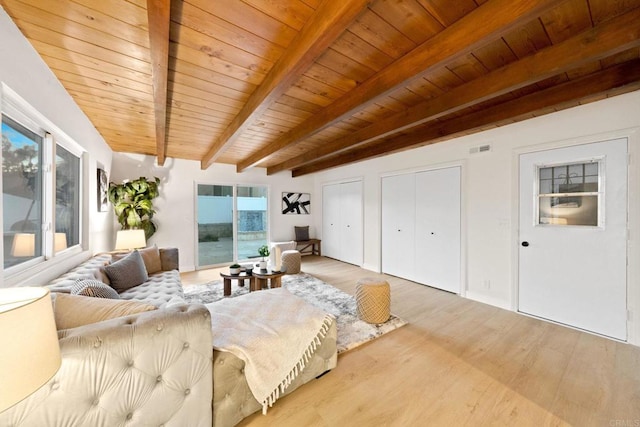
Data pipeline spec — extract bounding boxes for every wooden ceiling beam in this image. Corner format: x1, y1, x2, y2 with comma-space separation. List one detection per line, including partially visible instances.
291, 59, 640, 176
270, 7, 640, 175
199, 0, 371, 170
238, 0, 568, 172
146, 0, 171, 166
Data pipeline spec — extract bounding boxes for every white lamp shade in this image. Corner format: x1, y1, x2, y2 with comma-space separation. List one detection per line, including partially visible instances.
11, 233, 35, 257
0, 287, 61, 412
54, 232, 68, 252
114, 229, 146, 251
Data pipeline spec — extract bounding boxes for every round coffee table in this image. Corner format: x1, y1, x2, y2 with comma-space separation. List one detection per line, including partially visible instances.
219, 271, 255, 296
251, 269, 285, 291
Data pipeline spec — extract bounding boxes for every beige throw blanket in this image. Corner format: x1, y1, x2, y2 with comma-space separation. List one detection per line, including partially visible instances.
207, 288, 334, 414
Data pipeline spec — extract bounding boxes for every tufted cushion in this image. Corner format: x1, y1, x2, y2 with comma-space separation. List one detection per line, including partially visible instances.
71, 279, 120, 299
47, 253, 113, 293
139, 245, 162, 274
118, 270, 184, 308
53, 293, 156, 330
105, 250, 149, 292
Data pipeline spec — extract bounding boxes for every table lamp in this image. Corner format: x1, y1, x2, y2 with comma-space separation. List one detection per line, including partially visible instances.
54, 232, 68, 253
114, 229, 146, 251
0, 287, 61, 412
11, 233, 35, 257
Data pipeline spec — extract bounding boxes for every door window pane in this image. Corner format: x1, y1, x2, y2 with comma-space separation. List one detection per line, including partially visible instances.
198, 184, 234, 266
237, 186, 267, 260
2, 116, 43, 268
538, 161, 600, 226
197, 184, 269, 267
56, 145, 80, 252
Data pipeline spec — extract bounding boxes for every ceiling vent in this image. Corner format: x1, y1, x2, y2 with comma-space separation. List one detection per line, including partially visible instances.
469, 144, 491, 154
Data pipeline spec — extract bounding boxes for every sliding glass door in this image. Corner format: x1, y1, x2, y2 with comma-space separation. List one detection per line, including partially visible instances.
197, 184, 268, 268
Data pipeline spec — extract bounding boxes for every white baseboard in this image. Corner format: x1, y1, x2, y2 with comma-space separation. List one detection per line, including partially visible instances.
360, 263, 379, 273
465, 290, 512, 310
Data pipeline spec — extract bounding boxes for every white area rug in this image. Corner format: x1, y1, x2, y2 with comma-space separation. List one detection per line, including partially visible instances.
184, 273, 407, 353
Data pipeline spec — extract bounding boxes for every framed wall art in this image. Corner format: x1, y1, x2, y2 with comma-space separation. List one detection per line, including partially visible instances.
282, 192, 310, 214
97, 168, 108, 212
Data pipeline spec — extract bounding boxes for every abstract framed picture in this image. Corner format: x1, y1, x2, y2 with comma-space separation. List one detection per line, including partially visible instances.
282, 192, 310, 214
97, 168, 108, 212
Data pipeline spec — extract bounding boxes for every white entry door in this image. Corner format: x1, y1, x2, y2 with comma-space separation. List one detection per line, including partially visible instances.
518, 139, 628, 340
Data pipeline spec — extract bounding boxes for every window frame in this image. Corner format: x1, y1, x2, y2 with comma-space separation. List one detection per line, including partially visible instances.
535, 157, 605, 228
195, 181, 270, 268
1, 83, 85, 278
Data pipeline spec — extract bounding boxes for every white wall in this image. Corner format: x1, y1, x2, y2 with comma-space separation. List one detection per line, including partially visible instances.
312, 90, 640, 345
0, 7, 114, 286
110, 154, 315, 271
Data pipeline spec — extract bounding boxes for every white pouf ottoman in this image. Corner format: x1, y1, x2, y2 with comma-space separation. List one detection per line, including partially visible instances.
281, 250, 301, 274
355, 278, 390, 324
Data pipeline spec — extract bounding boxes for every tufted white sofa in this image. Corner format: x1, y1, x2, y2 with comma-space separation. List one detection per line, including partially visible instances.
0, 248, 213, 426
46, 247, 184, 307
0, 248, 338, 427
0, 303, 213, 426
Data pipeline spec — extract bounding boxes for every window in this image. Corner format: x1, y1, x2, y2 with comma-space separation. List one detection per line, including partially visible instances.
2, 117, 43, 268
537, 160, 601, 227
55, 145, 80, 252
2, 86, 84, 273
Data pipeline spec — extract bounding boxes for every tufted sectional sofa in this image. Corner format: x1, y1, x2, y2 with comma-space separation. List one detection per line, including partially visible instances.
0, 248, 213, 426
46, 247, 184, 307
0, 248, 338, 427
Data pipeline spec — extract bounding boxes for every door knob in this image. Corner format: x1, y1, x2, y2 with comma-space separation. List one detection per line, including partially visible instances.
521, 241, 529, 247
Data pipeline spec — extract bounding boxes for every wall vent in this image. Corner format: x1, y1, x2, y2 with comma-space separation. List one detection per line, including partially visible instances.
470, 144, 491, 154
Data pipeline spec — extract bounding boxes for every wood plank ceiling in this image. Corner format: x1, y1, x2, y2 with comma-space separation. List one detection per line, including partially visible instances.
2, 0, 639, 176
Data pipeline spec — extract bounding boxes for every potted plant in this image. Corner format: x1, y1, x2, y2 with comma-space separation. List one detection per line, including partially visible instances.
108, 176, 160, 240
229, 263, 241, 275
258, 245, 270, 270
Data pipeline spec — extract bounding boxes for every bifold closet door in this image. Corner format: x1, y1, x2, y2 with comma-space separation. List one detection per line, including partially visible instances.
340, 180, 363, 266
322, 183, 341, 260
322, 181, 363, 265
382, 167, 461, 293
414, 167, 461, 293
381, 174, 416, 279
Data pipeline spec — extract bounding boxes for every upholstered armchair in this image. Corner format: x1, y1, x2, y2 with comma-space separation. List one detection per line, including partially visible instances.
269, 240, 297, 270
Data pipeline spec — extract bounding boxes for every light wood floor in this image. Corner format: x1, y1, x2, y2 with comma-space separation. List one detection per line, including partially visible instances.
181, 256, 640, 426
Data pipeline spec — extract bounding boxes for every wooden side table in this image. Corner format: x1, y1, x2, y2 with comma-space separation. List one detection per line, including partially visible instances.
251, 269, 285, 291
219, 272, 255, 296
296, 239, 321, 256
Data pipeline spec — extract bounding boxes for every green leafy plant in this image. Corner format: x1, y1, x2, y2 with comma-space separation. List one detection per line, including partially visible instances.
258, 245, 270, 260
108, 176, 160, 240
230, 263, 241, 268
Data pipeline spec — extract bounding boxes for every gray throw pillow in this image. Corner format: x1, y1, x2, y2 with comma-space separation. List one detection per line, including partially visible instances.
295, 226, 309, 241
104, 250, 149, 293
71, 279, 120, 299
